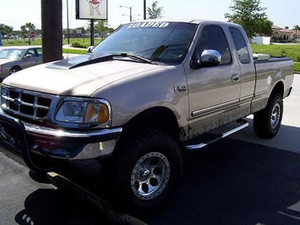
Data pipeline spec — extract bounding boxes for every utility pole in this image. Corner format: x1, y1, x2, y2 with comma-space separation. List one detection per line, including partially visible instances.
90, 19, 95, 46
143, 0, 146, 19
41, 0, 63, 63
120, 5, 132, 22
66, 0, 70, 45
129, 6, 132, 22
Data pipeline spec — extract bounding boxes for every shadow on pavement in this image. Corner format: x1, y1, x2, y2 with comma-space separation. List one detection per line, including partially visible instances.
15, 138, 300, 225
145, 139, 300, 225
14, 188, 114, 225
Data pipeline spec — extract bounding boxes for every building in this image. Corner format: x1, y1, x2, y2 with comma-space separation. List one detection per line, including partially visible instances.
272, 25, 300, 42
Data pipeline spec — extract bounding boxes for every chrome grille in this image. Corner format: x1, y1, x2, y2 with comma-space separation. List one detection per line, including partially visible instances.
1, 86, 54, 120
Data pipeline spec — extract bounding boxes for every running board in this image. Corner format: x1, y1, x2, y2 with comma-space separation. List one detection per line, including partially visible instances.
185, 119, 249, 150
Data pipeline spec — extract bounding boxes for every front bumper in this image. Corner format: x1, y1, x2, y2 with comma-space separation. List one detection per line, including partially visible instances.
0, 110, 122, 171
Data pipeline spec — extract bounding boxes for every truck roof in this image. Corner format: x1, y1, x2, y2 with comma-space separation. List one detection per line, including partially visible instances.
125, 19, 239, 27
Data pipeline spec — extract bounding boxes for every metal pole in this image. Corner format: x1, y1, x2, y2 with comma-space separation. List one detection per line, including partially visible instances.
66, 0, 70, 45
143, 0, 146, 19
130, 6, 132, 22
91, 19, 94, 46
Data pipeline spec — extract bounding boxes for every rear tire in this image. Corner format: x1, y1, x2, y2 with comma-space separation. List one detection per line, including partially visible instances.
253, 92, 283, 139
100, 129, 183, 213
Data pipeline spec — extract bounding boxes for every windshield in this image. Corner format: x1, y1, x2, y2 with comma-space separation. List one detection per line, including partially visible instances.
0, 49, 25, 60
92, 21, 197, 64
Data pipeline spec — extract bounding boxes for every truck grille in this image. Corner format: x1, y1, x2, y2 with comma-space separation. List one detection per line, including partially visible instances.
1, 86, 54, 120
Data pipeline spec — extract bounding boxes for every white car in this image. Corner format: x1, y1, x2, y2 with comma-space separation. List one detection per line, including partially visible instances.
0, 46, 43, 81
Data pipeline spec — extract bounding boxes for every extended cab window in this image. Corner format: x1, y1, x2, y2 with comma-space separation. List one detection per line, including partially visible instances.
195, 25, 232, 65
229, 27, 250, 64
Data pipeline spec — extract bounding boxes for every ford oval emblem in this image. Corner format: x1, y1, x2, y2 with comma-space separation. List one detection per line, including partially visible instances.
13, 98, 22, 106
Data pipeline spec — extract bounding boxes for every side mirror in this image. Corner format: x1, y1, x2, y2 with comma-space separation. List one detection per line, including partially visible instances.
190, 49, 221, 69
24, 54, 33, 58
87, 46, 94, 53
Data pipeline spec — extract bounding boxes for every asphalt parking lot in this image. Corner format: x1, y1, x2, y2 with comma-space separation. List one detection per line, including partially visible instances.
0, 75, 299, 225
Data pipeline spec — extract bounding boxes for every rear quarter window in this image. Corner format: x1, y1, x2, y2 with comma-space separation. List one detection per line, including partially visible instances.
229, 27, 250, 64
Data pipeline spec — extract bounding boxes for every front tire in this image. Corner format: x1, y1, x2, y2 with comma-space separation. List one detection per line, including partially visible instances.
253, 92, 283, 139
102, 129, 183, 213
9, 66, 21, 74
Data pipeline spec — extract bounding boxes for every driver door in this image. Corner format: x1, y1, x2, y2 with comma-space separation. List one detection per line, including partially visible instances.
187, 24, 242, 137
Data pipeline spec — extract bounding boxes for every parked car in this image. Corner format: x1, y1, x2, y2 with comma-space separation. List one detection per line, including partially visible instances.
0, 46, 42, 81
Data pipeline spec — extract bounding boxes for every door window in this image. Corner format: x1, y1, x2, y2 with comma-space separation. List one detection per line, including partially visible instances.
195, 25, 232, 65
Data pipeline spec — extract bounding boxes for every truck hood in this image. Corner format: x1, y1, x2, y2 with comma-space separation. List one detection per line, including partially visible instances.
3, 54, 164, 96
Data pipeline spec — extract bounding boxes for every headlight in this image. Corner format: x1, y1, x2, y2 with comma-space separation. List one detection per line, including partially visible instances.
55, 98, 111, 125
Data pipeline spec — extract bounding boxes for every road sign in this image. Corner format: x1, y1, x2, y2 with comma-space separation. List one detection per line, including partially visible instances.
76, 0, 108, 20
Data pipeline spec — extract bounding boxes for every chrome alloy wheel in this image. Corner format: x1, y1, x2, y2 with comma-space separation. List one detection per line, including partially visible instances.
270, 102, 281, 129
131, 152, 170, 200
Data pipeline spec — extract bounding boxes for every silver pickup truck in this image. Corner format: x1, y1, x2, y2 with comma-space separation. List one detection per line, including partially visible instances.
0, 20, 294, 212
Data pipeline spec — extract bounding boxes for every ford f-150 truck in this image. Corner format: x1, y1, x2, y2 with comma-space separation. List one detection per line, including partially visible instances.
0, 20, 294, 212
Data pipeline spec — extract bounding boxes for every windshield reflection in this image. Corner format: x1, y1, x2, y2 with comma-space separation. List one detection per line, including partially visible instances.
0, 49, 25, 60
92, 21, 197, 64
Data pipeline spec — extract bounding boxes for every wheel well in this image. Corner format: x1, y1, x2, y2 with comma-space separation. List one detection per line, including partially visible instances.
122, 107, 180, 141
272, 81, 284, 98
10, 66, 22, 72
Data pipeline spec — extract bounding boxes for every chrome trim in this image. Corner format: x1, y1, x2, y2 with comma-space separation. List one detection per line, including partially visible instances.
239, 95, 253, 103
1, 85, 56, 121
221, 121, 248, 137
1, 85, 113, 129
23, 121, 122, 139
185, 120, 249, 150
192, 99, 239, 117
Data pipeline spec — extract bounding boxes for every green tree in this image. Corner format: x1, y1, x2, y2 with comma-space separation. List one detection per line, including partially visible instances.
225, 0, 273, 38
20, 22, 36, 39
256, 19, 273, 36
87, 20, 114, 37
0, 24, 13, 37
147, 1, 163, 19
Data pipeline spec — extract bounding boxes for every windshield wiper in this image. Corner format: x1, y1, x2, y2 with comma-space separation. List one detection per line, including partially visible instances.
117, 53, 155, 64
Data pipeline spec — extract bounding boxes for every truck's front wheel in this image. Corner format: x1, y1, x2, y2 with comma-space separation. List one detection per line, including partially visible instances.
102, 129, 183, 213
253, 92, 283, 139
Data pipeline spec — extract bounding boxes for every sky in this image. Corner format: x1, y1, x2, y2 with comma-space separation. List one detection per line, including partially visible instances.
0, 0, 299, 30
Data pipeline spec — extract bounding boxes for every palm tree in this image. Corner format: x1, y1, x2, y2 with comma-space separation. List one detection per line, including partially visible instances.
147, 1, 163, 19
294, 25, 300, 38
25, 23, 36, 31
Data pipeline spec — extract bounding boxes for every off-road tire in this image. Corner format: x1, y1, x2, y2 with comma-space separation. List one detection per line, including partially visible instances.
253, 92, 283, 139
100, 129, 183, 213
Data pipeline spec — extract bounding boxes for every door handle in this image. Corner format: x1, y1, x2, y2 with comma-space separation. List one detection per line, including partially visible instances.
231, 74, 240, 83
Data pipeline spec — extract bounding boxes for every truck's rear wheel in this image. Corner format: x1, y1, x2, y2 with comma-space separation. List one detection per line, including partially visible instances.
101, 129, 183, 213
253, 93, 283, 139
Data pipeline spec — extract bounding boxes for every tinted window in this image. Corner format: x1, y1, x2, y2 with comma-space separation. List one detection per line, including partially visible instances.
195, 25, 231, 65
36, 48, 43, 56
229, 27, 250, 64
26, 49, 36, 57
92, 22, 197, 64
